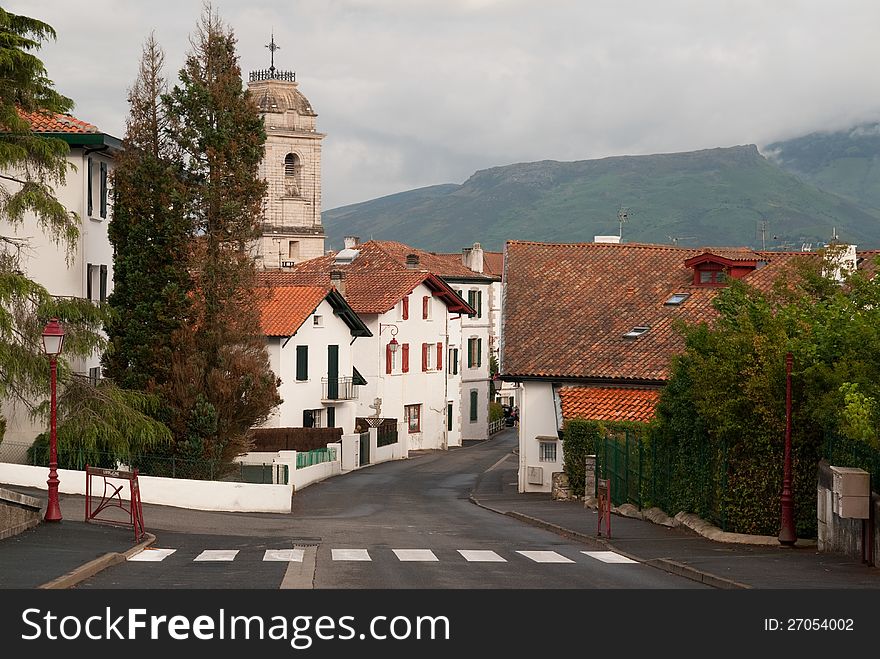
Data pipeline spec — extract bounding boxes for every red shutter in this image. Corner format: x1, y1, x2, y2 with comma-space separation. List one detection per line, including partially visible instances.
402, 296, 409, 320
386, 343, 393, 374
423, 295, 429, 319
402, 343, 410, 373
422, 343, 428, 371
437, 342, 443, 370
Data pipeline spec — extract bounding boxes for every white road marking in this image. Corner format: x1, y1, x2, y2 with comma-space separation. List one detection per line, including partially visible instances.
331, 549, 372, 561
458, 550, 506, 562
264, 549, 305, 562
392, 549, 439, 562
128, 548, 176, 562
194, 550, 239, 562
516, 550, 575, 564
581, 551, 639, 564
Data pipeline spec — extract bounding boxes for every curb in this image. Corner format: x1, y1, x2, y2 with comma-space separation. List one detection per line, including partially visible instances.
38, 532, 156, 590
469, 493, 750, 590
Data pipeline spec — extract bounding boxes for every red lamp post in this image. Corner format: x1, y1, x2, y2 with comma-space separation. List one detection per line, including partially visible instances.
778, 352, 796, 545
41, 318, 65, 523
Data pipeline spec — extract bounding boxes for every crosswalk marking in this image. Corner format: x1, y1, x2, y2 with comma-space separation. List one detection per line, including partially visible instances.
392, 549, 439, 562
581, 551, 638, 564
128, 548, 176, 562
516, 550, 575, 564
458, 550, 506, 563
194, 550, 239, 562
332, 549, 372, 562
263, 549, 305, 562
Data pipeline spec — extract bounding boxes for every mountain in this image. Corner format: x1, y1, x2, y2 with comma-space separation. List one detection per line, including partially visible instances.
324, 144, 880, 252
765, 124, 880, 213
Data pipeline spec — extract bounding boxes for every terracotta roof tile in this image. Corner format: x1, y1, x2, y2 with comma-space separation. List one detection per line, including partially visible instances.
259, 285, 329, 336
483, 252, 504, 277
501, 241, 839, 381
560, 386, 660, 423
18, 109, 98, 134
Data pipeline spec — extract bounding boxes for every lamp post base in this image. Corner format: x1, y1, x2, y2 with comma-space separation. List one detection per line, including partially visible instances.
45, 473, 62, 522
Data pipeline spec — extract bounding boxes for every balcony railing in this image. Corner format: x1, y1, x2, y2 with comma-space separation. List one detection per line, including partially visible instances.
322, 376, 359, 401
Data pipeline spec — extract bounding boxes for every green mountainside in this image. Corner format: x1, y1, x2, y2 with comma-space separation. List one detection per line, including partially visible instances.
324, 143, 880, 252
766, 124, 880, 212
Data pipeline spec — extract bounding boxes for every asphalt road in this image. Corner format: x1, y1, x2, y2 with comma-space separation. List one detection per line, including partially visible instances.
79, 432, 706, 589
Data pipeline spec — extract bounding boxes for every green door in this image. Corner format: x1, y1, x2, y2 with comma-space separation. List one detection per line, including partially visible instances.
328, 345, 339, 399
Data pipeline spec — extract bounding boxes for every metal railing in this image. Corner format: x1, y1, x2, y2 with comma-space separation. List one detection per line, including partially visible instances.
489, 418, 506, 435
322, 376, 359, 401
377, 425, 398, 447
249, 69, 296, 82
296, 447, 337, 470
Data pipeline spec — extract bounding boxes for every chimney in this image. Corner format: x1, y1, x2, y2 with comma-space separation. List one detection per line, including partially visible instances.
330, 269, 346, 296
405, 253, 420, 269
344, 236, 360, 249
471, 242, 484, 274
461, 246, 473, 268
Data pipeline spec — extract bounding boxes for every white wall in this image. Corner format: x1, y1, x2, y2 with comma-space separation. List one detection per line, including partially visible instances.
518, 381, 563, 493
262, 296, 365, 434
0, 463, 292, 513
458, 281, 492, 440
1, 147, 115, 446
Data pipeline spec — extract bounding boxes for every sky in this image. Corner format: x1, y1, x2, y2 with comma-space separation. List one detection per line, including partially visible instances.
13, 0, 880, 210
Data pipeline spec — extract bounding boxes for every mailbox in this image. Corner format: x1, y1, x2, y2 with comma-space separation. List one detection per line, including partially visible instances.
830, 466, 870, 519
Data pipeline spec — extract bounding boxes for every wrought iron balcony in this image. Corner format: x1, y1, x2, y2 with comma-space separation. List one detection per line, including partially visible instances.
322, 376, 359, 401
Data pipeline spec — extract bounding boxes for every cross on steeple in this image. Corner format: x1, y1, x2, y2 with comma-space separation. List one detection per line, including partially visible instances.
266, 32, 280, 74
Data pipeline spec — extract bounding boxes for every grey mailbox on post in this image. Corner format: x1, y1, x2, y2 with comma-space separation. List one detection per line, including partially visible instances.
830, 466, 870, 519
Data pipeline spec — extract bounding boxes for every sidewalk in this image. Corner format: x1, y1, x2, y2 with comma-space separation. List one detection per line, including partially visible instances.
471, 450, 880, 589
0, 489, 149, 589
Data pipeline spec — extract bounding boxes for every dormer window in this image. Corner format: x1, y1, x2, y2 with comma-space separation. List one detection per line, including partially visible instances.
698, 268, 724, 285
623, 326, 650, 339
684, 251, 759, 287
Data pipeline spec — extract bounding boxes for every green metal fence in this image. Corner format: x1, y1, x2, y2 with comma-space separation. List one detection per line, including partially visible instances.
823, 433, 880, 489
296, 447, 337, 470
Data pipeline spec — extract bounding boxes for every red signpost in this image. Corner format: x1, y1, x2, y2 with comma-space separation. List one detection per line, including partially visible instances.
85, 465, 145, 542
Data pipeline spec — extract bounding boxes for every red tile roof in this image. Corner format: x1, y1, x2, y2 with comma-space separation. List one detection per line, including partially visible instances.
501, 241, 825, 382
259, 285, 329, 336
483, 252, 504, 277
260, 240, 475, 315
18, 109, 98, 134
560, 386, 660, 423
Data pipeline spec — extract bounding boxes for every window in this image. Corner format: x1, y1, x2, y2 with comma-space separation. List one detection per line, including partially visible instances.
405, 404, 421, 433
313, 315, 323, 327
664, 293, 690, 306
623, 326, 650, 339
87, 157, 93, 216
469, 389, 479, 422
296, 345, 309, 381
88, 366, 101, 386
422, 295, 431, 320
303, 408, 321, 428
539, 441, 558, 462
467, 290, 482, 318
448, 348, 459, 375
99, 161, 108, 218
467, 337, 482, 368
421, 342, 433, 371
283, 153, 302, 197
697, 268, 724, 285
288, 241, 300, 259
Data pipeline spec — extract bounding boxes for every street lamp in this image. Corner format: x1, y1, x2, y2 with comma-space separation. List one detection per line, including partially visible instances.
41, 318, 65, 523
778, 352, 796, 545
379, 323, 399, 354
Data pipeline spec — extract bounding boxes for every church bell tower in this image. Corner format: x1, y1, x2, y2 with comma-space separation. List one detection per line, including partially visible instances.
249, 35, 326, 268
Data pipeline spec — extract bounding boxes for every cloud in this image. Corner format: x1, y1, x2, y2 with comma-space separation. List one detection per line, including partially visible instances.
11, 0, 880, 209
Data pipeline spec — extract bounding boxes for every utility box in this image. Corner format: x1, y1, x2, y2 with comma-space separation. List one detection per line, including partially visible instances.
830, 466, 870, 519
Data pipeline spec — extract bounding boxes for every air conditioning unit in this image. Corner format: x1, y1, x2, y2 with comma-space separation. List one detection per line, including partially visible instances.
527, 466, 544, 485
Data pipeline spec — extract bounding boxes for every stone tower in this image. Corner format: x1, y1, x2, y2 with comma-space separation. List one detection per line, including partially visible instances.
248, 40, 325, 269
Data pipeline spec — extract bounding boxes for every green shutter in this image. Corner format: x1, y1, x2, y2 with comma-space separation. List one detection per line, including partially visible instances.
470, 390, 478, 422
477, 290, 482, 318
447, 402, 453, 431
467, 340, 473, 368
327, 406, 336, 428
477, 339, 482, 367
296, 345, 308, 381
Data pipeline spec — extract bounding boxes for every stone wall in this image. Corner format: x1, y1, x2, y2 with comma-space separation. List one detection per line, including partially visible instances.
817, 460, 878, 566
0, 486, 41, 540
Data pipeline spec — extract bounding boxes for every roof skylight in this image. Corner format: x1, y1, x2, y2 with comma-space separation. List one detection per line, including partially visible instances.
664, 293, 690, 306
623, 326, 650, 339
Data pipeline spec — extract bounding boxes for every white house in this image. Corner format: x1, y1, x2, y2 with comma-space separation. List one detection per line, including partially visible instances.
0, 111, 121, 453
258, 243, 474, 451
259, 285, 372, 434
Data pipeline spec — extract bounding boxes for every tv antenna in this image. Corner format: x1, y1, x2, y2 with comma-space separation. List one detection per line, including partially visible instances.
757, 220, 768, 250
617, 207, 630, 239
